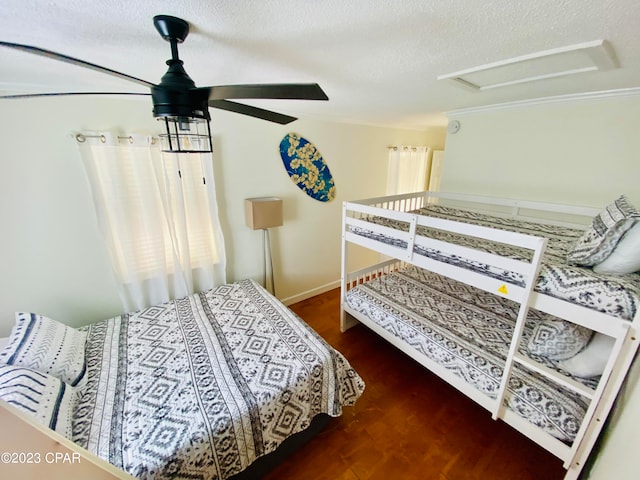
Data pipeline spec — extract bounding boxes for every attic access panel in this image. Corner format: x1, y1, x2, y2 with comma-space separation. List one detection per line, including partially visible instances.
438, 40, 617, 91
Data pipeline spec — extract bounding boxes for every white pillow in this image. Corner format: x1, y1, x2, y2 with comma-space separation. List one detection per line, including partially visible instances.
558, 333, 615, 378
593, 221, 640, 274
0, 365, 76, 439
0, 313, 87, 386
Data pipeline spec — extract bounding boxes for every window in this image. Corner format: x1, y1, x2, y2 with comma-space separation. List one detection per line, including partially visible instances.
386, 145, 431, 195
77, 133, 226, 311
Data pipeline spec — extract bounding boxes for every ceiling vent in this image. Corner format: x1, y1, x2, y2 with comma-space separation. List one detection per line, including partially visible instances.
438, 40, 617, 91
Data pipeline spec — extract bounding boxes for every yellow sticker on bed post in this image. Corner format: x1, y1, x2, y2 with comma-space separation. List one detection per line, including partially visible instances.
498, 284, 509, 295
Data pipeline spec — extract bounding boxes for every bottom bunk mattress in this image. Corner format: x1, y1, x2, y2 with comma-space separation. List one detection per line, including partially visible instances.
73, 279, 365, 479
345, 266, 592, 444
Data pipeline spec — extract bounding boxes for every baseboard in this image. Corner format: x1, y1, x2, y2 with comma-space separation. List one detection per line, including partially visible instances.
279, 280, 341, 306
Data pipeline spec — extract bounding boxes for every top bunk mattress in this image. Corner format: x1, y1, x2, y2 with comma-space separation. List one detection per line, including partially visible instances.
349, 204, 640, 321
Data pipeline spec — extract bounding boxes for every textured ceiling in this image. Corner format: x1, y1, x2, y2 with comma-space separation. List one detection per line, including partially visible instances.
1, 0, 639, 129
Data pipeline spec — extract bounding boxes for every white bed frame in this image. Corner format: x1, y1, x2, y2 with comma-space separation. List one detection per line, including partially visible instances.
340, 191, 639, 480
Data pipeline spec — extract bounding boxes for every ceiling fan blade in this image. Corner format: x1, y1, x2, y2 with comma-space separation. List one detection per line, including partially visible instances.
0, 41, 155, 88
204, 83, 328, 101
209, 99, 297, 124
0, 92, 150, 99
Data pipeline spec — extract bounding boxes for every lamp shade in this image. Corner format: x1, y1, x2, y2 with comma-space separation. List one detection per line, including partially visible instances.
245, 197, 283, 230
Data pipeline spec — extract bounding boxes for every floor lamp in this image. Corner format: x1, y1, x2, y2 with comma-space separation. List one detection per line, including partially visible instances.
244, 197, 283, 295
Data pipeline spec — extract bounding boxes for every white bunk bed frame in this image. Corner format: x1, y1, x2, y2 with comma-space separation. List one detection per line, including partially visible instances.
340, 191, 639, 480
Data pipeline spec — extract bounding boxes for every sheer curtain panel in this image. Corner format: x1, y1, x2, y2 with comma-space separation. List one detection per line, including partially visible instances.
77, 132, 226, 312
386, 146, 431, 195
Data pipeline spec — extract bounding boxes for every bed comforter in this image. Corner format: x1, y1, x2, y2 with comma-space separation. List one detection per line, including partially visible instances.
345, 265, 590, 443
73, 279, 364, 479
350, 204, 640, 320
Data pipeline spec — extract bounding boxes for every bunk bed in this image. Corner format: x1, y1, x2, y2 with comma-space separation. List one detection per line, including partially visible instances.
340, 191, 640, 480
1, 279, 365, 480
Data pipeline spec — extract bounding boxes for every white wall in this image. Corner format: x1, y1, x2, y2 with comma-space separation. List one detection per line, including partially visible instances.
443, 93, 640, 207
442, 91, 640, 480
213, 113, 444, 304
0, 95, 444, 334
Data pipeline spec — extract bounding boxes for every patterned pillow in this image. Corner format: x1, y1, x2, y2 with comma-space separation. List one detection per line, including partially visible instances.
0, 365, 76, 439
567, 195, 640, 266
527, 316, 593, 361
0, 313, 87, 386
593, 222, 640, 274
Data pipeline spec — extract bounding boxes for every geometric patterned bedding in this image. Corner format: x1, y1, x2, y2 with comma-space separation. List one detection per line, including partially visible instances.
350, 204, 640, 320
345, 266, 591, 443
73, 279, 365, 480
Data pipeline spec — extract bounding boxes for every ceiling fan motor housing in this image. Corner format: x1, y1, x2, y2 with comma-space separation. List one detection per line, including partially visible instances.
151, 86, 210, 121
151, 60, 210, 121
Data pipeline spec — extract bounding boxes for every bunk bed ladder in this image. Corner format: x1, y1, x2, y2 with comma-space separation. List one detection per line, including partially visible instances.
562, 322, 636, 477
491, 237, 547, 421
494, 267, 635, 478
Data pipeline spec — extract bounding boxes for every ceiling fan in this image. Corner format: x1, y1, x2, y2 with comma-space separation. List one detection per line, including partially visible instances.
0, 15, 329, 126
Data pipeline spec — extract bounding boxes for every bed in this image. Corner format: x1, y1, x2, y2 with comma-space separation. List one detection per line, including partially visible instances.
340, 191, 640, 480
0, 278, 365, 479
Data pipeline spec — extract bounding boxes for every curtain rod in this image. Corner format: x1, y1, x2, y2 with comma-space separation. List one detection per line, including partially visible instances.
387, 145, 421, 151
75, 133, 157, 144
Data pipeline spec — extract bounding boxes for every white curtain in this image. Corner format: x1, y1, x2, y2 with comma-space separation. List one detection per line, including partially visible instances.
77, 132, 226, 312
428, 150, 444, 192
386, 145, 431, 195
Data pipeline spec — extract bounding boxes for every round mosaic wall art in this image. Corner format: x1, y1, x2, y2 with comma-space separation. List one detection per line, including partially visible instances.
279, 132, 336, 202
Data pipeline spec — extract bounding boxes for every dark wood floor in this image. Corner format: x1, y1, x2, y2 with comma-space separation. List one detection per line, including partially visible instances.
263, 288, 566, 480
